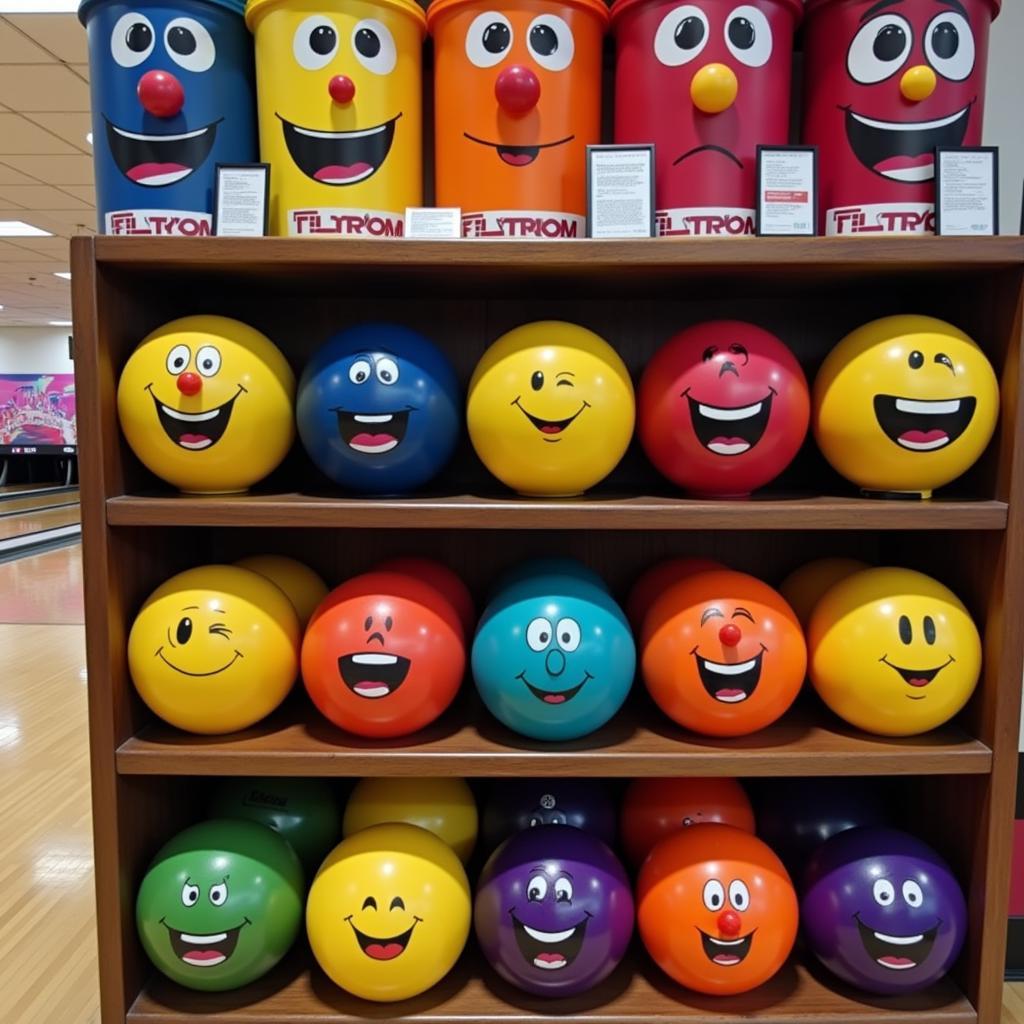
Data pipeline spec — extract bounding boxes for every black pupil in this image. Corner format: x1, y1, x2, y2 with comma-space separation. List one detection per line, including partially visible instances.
530, 24, 557, 56
874, 24, 906, 62
540, 631, 549, 643
675, 15, 704, 49
126, 22, 152, 52
701, 346, 716, 361
932, 21, 959, 59
561, 632, 570, 642
924, 616, 936, 645
898, 615, 912, 645
168, 26, 196, 55
310, 25, 336, 55
728, 17, 754, 49
529, 886, 540, 898
355, 28, 380, 58
202, 358, 212, 370
380, 368, 392, 380
909, 350, 924, 369
531, 370, 544, 390
483, 22, 510, 53
711, 893, 721, 907
177, 617, 193, 644
355, 367, 367, 381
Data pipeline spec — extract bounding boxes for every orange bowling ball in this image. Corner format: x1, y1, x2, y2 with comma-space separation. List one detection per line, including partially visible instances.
621, 778, 755, 868
374, 557, 476, 638
637, 823, 797, 996
625, 557, 724, 633
642, 570, 805, 737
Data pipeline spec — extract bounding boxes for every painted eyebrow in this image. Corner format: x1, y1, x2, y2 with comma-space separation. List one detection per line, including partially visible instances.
556, 371, 576, 378
937, 0, 967, 15
181, 605, 199, 611
701, 607, 725, 626
211, 607, 226, 614
861, 0, 902, 20
732, 607, 756, 622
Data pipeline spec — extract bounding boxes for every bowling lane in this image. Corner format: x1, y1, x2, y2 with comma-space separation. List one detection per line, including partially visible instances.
0, 543, 83, 625
0, 504, 80, 541
0, 489, 78, 517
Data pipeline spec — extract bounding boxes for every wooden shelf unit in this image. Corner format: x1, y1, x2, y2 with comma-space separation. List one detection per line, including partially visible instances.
72, 235, 1024, 1024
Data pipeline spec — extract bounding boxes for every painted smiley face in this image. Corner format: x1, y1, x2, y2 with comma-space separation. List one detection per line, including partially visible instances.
136, 819, 304, 992
802, 826, 967, 995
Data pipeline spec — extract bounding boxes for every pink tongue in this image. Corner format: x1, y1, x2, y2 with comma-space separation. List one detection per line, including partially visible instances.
179, 433, 209, 445
543, 694, 567, 704
901, 429, 948, 444
351, 432, 396, 448
501, 152, 534, 166
314, 163, 372, 182
366, 943, 404, 960
713, 954, 740, 965
880, 955, 915, 967
128, 162, 188, 181
906, 677, 931, 688
540, 424, 562, 434
716, 688, 744, 698
875, 154, 934, 173
355, 680, 387, 693
536, 952, 565, 964
711, 436, 747, 446
183, 950, 223, 963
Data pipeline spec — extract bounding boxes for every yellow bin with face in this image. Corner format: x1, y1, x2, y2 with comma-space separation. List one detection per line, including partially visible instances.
245, 0, 425, 236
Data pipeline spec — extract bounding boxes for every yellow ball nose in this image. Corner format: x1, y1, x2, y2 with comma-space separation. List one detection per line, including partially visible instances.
900, 65, 937, 102
691, 63, 739, 114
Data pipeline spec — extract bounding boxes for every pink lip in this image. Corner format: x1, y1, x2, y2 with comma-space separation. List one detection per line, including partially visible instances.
314, 162, 373, 182
500, 152, 535, 166
879, 955, 916, 967
179, 433, 209, 445
127, 162, 187, 181
365, 942, 404, 960
535, 952, 565, 963
350, 432, 396, 448
900, 429, 948, 444
182, 949, 224, 964
875, 154, 934, 173
543, 693, 567, 704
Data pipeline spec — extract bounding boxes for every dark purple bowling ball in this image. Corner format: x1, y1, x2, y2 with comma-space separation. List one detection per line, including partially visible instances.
802, 827, 966, 995
475, 824, 633, 997
480, 780, 617, 852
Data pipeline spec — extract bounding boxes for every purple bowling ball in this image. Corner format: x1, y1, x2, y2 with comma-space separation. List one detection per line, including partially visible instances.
802, 827, 966, 995
475, 825, 633, 997
480, 780, 617, 852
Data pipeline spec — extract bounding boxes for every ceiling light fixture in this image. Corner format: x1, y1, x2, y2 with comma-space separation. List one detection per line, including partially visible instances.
0, 221, 52, 238
54, 271, 71, 280
49, 319, 72, 326
86, 132, 93, 146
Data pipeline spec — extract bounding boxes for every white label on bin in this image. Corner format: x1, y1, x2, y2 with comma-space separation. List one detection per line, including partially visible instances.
287, 208, 404, 237
655, 207, 756, 237
105, 209, 212, 236
461, 210, 584, 240
827, 203, 935, 235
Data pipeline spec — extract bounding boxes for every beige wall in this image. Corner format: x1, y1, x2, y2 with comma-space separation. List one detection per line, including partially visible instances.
0, 327, 74, 374
985, 2, 1024, 234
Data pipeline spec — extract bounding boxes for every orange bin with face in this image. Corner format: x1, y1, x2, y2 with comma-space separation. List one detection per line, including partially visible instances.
427, 0, 608, 239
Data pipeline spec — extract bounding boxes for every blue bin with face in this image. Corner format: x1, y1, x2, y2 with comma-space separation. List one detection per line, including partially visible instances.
79, 0, 256, 235
473, 574, 636, 742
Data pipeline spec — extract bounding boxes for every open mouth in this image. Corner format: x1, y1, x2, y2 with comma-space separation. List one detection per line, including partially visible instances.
511, 912, 589, 970
464, 132, 574, 167
698, 928, 754, 966
148, 385, 243, 451
105, 117, 219, 187
163, 919, 248, 968
843, 104, 971, 183
348, 918, 419, 961
156, 647, 242, 677
339, 652, 411, 699
672, 144, 743, 169
513, 398, 590, 443
518, 671, 593, 706
686, 391, 774, 456
873, 395, 977, 452
856, 915, 939, 971
334, 408, 411, 455
694, 648, 764, 703
881, 654, 954, 692
279, 113, 399, 185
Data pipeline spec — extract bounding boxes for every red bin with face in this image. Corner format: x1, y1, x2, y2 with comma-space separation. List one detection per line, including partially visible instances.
802, 0, 1000, 235
611, 0, 801, 237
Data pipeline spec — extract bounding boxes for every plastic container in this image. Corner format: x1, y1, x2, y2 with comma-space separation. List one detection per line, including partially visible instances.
80, 0, 256, 235
428, 0, 607, 239
802, 0, 1000, 235
611, 0, 800, 237
246, 0, 425, 237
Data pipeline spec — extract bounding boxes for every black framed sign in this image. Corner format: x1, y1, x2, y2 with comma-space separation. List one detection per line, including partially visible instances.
935, 147, 999, 236
586, 144, 655, 239
755, 146, 818, 237
213, 163, 270, 237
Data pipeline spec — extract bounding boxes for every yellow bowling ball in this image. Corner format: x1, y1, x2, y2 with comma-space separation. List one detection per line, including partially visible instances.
779, 557, 870, 629
808, 567, 981, 737
467, 321, 635, 496
343, 777, 477, 863
235, 554, 328, 627
117, 316, 295, 493
307, 823, 471, 1001
127, 565, 300, 734
813, 315, 998, 499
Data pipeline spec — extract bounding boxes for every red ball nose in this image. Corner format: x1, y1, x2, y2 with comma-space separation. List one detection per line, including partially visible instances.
329, 74, 356, 105
718, 909, 742, 937
137, 69, 185, 118
495, 65, 540, 115
176, 371, 202, 396
719, 623, 742, 647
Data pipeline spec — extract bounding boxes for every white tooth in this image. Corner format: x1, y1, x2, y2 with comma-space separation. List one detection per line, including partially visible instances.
352, 654, 397, 665
878, 960, 917, 970
533, 958, 567, 970
183, 953, 226, 967
880, 165, 935, 183
715, 692, 749, 703
353, 685, 391, 698
709, 936, 746, 947
161, 405, 220, 422
293, 122, 387, 139
136, 169, 193, 186
354, 414, 393, 423
850, 106, 968, 132
698, 402, 761, 422
350, 439, 398, 454
708, 441, 750, 456
179, 438, 212, 450
701, 658, 756, 676
874, 932, 924, 945
895, 399, 960, 415
113, 124, 210, 142
899, 437, 950, 452
524, 924, 576, 942
180, 932, 227, 944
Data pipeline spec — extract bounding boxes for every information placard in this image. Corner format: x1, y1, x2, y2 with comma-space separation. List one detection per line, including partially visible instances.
586, 145, 655, 239
935, 147, 999, 236
213, 164, 269, 237
404, 207, 462, 239
756, 146, 817, 237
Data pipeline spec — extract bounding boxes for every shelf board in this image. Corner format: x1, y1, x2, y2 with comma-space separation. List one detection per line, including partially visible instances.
115, 702, 992, 778
127, 950, 976, 1024
105, 493, 1009, 531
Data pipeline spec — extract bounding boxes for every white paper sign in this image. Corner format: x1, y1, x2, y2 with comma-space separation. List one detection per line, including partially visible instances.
757, 148, 816, 236
936, 149, 998, 236
214, 165, 268, 237
404, 207, 462, 239
587, 146, 654, 239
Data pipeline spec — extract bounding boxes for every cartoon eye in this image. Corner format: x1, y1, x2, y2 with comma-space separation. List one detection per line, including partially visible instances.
385, 616, 393, 631
898, 615, 912, 644
362, 895, 377, 910
556, 617, 581, 652
554, 877, 573, 902
376, 356, 399, 385
725, 5, 772, 68
923, 615, 936, 645
527, 874, 548, 901
181, 882, 200, 906
293, 15, 339, 71
176, 617, 193, 644
847, 14, 913, 85
165, 18, 215, 73
728, 879, 750, 911
527, 14, 574, 72
196, 345, 221, 378
873, 878, 896, 906
390, 895, 405, 911
531, 371, 544, 391
908, 350, 924, 369
209, 881, 228, 906
526, 617, 552, 652
466, 11, 513, 68
654, 5, 709, 67
353, 19, 397, 75
935, 353, 955, 373
701, 346, 717, 361
902, 880, 924, 907
209, 622, 231, 639
925, 11, 974, 81
111, 12, 155, 68
702, 879, 725, 911
349, 358, 372, 384
166, 344, 191, 374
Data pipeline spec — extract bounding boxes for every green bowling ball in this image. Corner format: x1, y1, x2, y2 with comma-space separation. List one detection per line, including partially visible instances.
136, 818, 303, 991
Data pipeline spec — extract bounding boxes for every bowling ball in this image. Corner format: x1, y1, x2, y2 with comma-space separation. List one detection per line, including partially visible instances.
481, 779, 617, 850
778, 556, 869, 630
375, 556, 475, 637
235, 554, 328, 627
625, 557, 724, 632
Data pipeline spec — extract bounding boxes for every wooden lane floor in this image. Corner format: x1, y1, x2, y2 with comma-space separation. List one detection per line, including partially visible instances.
0, 543, 84, 625
0, 489, 78, 517
0, 503, 80, 542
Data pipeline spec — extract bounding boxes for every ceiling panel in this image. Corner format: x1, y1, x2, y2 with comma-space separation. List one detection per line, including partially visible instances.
54, 183, 95, 204
0, 112, 77, 155
0, 164, 48, 186
71, 63, 88, 81
23, 112, 93, 153
8, 236, 78, 260
2, 154, 93, 184
0, 19, 52, 62
0, 64, 91, 111
5, 14, 89, 64
0, 184, 91, 209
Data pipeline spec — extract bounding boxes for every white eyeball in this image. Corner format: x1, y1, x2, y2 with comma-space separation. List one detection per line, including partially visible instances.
847, 14, 913, 84
195, 345, 221, 378
375, 356, 399, 385
654, 5, 709, 68
527, 874, 548, 901
165, 344, 191, 375
554, 877, 573, 902
209, 881, 228, 906
466, 11, 513, 69
526, 617, 553, 652
555, 617, 581, 652
873, 878, 896, 906
348, 359, 372, 384
703, 879, 726, 911
165, 18, 216, 74
181, 882, 200, 906
725, 5, 772, 68
527, 14, 574, 72
352, 19, 397, 76
902, 880, 924, 907
729, 879, 750, 910
111, 12, 154, 68
293, 15, 339, 71
925, 11, 975, 81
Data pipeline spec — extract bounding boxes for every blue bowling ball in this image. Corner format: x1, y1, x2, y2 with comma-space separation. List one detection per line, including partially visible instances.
473, 574, 635, 741
491, 558, 609, 598
297, 324, 460, 494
